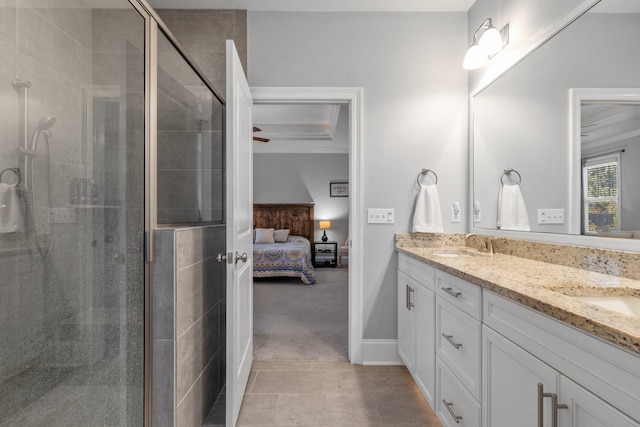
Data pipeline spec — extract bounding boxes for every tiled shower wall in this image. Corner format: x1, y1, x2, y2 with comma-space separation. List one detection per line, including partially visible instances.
153, 225, 226, 427
156, 9, 247, 98
0, 0, 92, 382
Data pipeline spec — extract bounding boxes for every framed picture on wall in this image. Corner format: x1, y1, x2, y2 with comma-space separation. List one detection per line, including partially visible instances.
330, 181, 349, 197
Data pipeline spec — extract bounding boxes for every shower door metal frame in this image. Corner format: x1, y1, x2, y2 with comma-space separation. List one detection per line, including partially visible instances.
125, 2, 155, 425
129, 0, 227, 425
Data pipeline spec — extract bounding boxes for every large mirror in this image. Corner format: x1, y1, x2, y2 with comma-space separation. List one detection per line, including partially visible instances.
472, 0, 640, 241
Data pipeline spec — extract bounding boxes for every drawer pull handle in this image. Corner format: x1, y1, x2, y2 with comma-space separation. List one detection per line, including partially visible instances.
442, 333, 463, 349
442, 399, 463, 423
408, 286, 415, 310
441, 287, 462, 298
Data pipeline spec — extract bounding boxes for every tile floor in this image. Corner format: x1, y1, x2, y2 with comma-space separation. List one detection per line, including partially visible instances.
228, 360, 442, 427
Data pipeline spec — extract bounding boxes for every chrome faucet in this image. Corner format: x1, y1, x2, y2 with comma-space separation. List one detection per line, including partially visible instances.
465, 234, 495, 254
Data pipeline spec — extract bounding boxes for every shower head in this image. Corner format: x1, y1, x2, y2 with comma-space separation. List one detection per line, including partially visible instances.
37, 116, 56, 131
30, 116, 56, 151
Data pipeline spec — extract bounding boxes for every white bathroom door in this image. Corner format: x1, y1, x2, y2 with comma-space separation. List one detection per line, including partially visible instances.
225, 40, 254, 427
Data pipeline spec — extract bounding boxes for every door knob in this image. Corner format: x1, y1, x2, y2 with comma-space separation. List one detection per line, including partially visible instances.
234, 252, 248, 264
216, 253, 227, 263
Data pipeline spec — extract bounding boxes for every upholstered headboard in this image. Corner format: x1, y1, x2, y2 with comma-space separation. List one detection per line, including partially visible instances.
253, 203, 315, 245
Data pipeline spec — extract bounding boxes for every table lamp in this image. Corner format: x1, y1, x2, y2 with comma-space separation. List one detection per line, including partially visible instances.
319, 220, 331, 242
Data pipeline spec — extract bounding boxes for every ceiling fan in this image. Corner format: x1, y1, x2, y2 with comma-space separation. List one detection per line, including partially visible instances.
253, 126, 270, 143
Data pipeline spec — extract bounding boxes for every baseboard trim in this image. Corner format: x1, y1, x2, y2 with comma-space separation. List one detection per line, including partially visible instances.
361, 340, 403, 365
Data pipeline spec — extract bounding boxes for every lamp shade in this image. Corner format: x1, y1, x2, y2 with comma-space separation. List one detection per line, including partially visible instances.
319, 220, 331, 230
463, 44, 488, 70
478, 26, 503, 56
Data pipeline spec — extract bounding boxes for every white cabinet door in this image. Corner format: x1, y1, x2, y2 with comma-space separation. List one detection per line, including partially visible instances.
559, 376, 640, 427
398, 271, 414, 370
414, 283, 436, 407
483, 325, 559, 427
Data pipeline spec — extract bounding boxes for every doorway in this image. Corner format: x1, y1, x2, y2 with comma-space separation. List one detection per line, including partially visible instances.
250, 87, 364, 364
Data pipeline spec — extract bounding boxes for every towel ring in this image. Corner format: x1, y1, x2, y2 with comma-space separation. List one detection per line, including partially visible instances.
0, 167, 21, 186
416, 168, 438, 186
500, 168, 521, 185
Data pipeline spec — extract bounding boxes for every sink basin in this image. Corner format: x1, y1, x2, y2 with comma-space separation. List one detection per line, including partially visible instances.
433, 248, 491, 258
573, 295, 640, 319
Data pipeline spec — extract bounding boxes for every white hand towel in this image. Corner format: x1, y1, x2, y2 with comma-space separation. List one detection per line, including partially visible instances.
412, 184, 444, 233
0, 183, 25, 233
497, 184, 530, 231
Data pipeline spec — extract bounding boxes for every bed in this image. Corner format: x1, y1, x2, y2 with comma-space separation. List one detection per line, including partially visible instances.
253, 203, 316, 284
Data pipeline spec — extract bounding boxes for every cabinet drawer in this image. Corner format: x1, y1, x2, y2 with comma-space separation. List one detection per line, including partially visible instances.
436, 296, 482, 400
436, 270, 482, 320
398, 253, 435, 290
436, 357, 481, 427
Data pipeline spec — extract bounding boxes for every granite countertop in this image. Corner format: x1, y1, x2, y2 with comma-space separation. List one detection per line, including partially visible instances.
396, 237, 640, 355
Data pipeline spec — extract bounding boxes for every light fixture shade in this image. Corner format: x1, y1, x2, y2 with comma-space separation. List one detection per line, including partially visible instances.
319, 220, 331, 229
478, 26, 503, 56
463, 44, 488, 70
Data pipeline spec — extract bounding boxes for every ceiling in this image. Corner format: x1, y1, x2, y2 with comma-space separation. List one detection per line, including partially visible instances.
253, 104, 341, 141
147, 0, 476, 12
581, 104, 640, 150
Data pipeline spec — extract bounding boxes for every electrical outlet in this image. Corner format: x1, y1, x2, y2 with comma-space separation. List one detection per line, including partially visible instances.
368, 208, 395, 224
50, 207, 76, 224
537, 208, 564, 225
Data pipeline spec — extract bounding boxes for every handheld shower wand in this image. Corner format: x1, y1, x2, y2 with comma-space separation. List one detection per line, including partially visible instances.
28, 116, 56, 257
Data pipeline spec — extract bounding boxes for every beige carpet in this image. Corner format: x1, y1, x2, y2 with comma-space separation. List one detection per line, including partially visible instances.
253, 267, 349, 361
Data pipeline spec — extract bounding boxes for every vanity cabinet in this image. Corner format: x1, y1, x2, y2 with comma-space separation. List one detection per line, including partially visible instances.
483, 290, 640, 427
396, 252, 640, 427
397, 254, 436, 407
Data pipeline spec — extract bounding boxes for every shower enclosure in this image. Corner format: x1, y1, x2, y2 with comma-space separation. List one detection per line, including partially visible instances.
0, 1, 224, 425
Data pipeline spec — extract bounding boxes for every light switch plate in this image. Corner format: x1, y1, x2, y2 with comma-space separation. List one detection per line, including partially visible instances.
451, 201, 461, 223
538, 208, 565, 224
368, 208, 395, 224
473, 201, 481, 222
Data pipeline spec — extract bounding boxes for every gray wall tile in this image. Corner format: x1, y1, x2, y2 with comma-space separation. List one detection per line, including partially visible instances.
156, 9, 248, 99
176, 257, 220, 337
154, 339, 175, 427
176, 303, 219, 402
176, 352, 219, 427
154, 230, 176, 340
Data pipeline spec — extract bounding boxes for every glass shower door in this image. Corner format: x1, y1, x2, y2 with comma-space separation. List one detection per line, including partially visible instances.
0, 1, 146, 425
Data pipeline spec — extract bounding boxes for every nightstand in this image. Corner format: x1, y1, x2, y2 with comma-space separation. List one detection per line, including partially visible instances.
312, 241, 337, 268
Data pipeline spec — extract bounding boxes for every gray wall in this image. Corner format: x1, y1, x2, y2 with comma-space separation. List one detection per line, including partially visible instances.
153, 225, 226, 427
248, 12, 468, 340
620, 137, 640, 231
253, 153, 349, 245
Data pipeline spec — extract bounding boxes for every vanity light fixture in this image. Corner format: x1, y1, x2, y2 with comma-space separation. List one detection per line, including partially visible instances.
463, 18, 508, 70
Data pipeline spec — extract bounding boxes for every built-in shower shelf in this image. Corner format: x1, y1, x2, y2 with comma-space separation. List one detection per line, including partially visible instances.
70, 205, 122, 209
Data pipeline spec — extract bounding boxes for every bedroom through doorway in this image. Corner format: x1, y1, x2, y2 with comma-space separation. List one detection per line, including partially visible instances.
251, 101, 351, 361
